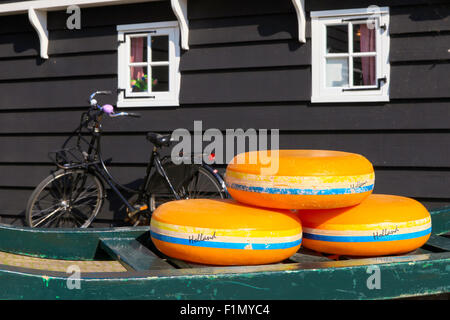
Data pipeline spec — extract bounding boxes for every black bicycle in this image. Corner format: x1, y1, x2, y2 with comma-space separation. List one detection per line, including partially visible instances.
26, 91, 227, 228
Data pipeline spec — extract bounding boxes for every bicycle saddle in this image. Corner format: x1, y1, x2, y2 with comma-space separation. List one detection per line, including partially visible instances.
147, 132, 172, 147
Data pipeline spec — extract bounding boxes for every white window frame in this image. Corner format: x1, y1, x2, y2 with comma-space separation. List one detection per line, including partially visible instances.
117, 21, 181, 107
311, 7, 390, 103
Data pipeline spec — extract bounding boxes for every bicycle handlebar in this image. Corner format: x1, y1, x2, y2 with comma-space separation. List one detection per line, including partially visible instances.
88, 91, 141, 119
109, 111, 141, 118
89, 91, 112, 102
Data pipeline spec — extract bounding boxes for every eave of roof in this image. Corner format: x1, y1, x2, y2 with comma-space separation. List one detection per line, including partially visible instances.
0, 0, 159, 15
0, 0, 305, 59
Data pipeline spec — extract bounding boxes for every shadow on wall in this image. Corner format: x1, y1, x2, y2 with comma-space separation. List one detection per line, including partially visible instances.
0, 32, 38, 56
256, 11, 310, 52
257, 15, 301, 51
0, 29, 47, 66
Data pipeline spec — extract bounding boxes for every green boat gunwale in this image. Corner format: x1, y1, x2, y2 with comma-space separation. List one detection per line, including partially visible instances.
0, 206, 448, 299
0, 251, 448, 300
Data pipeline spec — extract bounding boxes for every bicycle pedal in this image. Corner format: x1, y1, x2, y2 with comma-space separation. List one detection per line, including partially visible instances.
127, 204, 149, 218
138, 204, 148, 211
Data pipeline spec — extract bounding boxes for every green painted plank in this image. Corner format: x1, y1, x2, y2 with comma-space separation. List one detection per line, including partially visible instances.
0, 252, 448, 300
425, 235, 450, 252
430, 206, 450, 235
100, 239, 173, 271
0, 223, 150, 260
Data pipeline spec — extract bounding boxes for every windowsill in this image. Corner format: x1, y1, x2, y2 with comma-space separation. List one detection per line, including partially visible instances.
311, 95, 390, 103
117, 99, 180, 108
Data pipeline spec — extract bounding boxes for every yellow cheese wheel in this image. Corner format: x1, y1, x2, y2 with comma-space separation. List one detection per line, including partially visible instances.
150, 199, 302, 265
297, 194, 431, 256
225, 150, 374, 209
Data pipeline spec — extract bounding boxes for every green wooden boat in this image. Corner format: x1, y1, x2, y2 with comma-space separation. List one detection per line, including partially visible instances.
0, 206, 448, 300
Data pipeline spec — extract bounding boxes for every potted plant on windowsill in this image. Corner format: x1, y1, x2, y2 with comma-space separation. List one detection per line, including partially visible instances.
131, 74, 158, 92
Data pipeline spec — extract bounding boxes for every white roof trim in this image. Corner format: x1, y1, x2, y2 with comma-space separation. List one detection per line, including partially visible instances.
310, 7, 390, 18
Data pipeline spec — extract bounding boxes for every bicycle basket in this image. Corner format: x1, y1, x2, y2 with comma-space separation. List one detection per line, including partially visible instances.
48, 146, 88, 169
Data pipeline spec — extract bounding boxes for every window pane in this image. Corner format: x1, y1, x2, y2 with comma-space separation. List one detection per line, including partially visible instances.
151, 66, 169, 92
130, 37, 147, 63
326, 25, 348, 53
353, 24, 376, 53
151, 36, 169, 62
353, 57, 376, 86
326, 58, 349, 87
130, 66, 148, 92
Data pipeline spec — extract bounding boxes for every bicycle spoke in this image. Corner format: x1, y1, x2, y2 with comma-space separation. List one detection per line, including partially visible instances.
71, 175, 90, 203
63, 173, 70, 199
53, 213, 70, 228
44, 210, 67, 228
70, 172, 82, 198
34, 189, 57, 203
151, 166, 224, 214
32, 202, 62, 215
71, 186, 98, 203
72, 202, 97, 215
72, 193, 97, 205
34, 198, 58, 205
32, 206, 64, 227
186, 170, 219, 199
54, 176, 68, 200
70, 209, 89, 227
189, 172, 201, 198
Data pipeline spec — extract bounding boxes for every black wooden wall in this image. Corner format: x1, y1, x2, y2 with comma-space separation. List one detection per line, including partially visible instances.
0, 0, 449, 226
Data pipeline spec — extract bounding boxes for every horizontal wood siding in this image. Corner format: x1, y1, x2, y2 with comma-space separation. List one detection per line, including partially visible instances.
0, 0, 449, 226
0, 101, 448, 134
0, 133, 447, 167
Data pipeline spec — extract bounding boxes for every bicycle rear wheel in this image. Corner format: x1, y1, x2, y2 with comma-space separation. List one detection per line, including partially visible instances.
149, 164, 226, 211
128, 163, 226, 226
183, 166, 226, 200
26, 169, 104, 228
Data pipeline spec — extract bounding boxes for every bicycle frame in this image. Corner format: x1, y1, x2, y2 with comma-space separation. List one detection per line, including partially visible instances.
59, 109, 227, 215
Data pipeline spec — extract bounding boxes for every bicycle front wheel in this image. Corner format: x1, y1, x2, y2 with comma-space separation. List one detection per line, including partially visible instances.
26, 169, 104, 228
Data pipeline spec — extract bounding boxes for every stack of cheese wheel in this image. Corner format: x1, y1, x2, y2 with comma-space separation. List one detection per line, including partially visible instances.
224, 150, 431, 257
151, 149, 431, 263
150, 199, 302, 265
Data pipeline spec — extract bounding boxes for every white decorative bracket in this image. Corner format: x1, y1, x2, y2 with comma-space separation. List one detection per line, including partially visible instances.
170, 0, 189, 50
28, 7, 49, 59
291, 0, 306, 43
